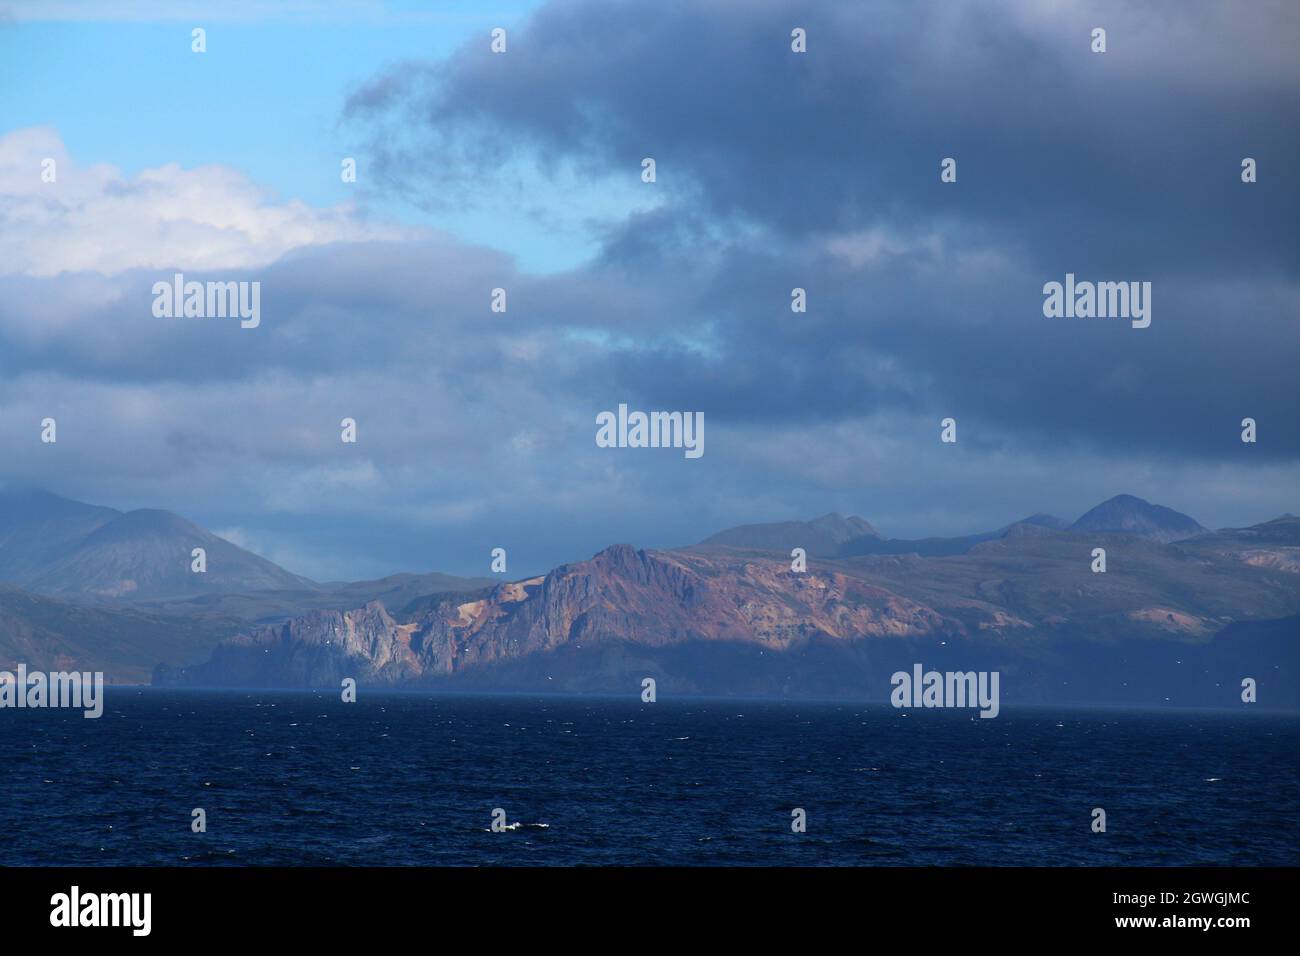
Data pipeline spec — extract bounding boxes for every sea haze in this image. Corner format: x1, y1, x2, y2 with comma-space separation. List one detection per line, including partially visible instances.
1, 690, 1295, 866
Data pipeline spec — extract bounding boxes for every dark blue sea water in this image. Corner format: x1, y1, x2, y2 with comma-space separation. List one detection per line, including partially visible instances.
1, 690, 1296, 866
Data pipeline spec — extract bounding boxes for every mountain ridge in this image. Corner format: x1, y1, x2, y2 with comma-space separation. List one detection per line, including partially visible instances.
4, 488, 1295, 702
703, 495, 1208, 558
699, 512, 881, 556
158, 514, 1300, 706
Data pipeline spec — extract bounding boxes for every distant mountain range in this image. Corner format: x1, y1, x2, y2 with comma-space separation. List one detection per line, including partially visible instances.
0, 489, 312, 599
162, 495, 1300, 708
2, 488, 1296, 706
0, 488, 493, 682
701, 495, 1204, 559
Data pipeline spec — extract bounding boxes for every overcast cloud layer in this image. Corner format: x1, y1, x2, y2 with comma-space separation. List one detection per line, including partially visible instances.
2, 0, 1297, 580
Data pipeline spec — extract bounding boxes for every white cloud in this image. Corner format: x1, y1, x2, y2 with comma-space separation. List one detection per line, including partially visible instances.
0, 127, 419, 277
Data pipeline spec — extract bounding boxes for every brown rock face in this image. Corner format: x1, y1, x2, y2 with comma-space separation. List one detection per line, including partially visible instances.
158, 520, 1300, 704
171, 544, 966, 687
408, 544, 952, 677
194, 602, 422, 687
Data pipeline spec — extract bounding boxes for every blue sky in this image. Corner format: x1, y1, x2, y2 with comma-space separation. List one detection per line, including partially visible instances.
0, 1, 639, 272
0, 0, 1297, 581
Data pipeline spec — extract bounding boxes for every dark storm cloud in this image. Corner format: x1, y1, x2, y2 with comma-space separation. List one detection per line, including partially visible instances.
4, 1, 1297, 580
345, 0, 1300, 464
349, 0, 1300, 275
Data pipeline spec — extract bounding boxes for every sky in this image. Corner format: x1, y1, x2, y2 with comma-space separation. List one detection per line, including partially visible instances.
0, 0, 1297, 582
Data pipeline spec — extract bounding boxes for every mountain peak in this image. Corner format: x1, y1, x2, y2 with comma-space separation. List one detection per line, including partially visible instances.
86, 508, 205, 541
0, 493, 317, 600
1069, 495, 1207, 542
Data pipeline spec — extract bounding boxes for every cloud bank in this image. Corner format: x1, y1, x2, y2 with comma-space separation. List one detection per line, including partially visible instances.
2, 0, 1297, 579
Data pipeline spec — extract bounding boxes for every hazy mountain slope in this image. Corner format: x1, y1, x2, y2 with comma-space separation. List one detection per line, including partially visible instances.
0, 489, 120, 582
838, 529, 1001, 557
700, 513, 880, 556
34, 508, 319, 600
837, 514, 1068, 558
0, 585, 242, 684
1014, 513, 1071, 531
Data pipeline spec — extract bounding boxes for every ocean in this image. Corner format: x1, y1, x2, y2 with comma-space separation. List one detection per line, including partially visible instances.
1, 690, 1295, 866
